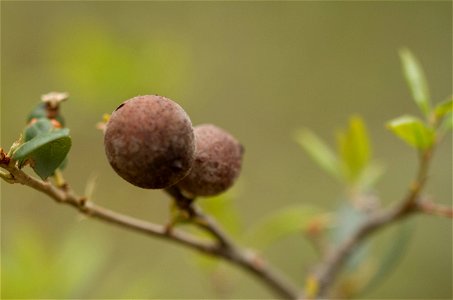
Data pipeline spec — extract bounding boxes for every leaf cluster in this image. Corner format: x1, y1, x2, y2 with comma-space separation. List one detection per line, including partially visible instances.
11, 100, 72, 179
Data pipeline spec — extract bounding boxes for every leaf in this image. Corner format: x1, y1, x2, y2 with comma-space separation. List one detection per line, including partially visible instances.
336, 116, 371, 182
2, 226, 53, 298
12, 129, 71, 179
399, 48, 431, 116
27, 102, 65, 126
54, 227, 110, 297
24, 118, 54, 141
359, 162, 385, 190
434, 97, 453, 120
358, 221, 414, 296
294, 129, 342, 180
200, 194, 242, 236
58, 156, 69, 171
332, 202, 369, 270
27, 102, 48, 122
2, 224, 109, 298
387, 115, 435, 150
246, 205, 322, 248
441, 112, 452, 131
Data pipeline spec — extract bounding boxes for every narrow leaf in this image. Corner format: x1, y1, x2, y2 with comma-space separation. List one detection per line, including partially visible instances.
358, 221, 414, 296
399, 48, 431, 116
336, 116, 371, 182
387, 115, 435, 150
332, 202, 369, 270
359, 162, 385, 190
294, 129, 342, 180
13, 129, 71, 179
441, 112, 452, 131
246, 205, 322, 248
200, 194, 242, 236
434, 97, 453, 120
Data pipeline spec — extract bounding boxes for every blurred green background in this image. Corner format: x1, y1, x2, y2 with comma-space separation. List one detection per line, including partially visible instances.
1, 2, 451, 299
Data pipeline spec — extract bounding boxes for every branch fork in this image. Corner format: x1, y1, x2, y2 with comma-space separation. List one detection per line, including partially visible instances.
1, 138, 450, 300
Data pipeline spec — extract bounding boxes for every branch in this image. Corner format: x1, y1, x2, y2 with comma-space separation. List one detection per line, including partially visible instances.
1, 160, 300, 300
416, 200, 453, 218
310, 149, 434, 299
164, 186, 300, 299
164, 186, 237, 248
1, 161, 216, 254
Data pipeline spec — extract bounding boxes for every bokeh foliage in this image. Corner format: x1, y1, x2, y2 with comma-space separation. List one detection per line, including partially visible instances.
1, 2, 451, 299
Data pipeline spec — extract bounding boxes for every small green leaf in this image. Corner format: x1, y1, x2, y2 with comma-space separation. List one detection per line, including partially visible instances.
3, 224, 110, 298
358, 221, 414, 296
387, 115, 435, 150
332, 202, 369, 270
24, 118, 54, 141
13, 129, 71, 179
294, 129, 342, 180
200, 194, 242, 236
399, 48, 431, 116
27, 102, 65, 126
336, 116, 371, 182
434, 97, 452, 120
246, 205, 322, 248
441, 112, 452, 132
359, 162, 385, 190
27, 103, 48, 122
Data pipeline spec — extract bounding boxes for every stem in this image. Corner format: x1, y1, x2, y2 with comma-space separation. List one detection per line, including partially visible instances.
1, 162, 299, 300
165, 186, 300, 299
417, 201, 453, 218
310, 148, 434, 298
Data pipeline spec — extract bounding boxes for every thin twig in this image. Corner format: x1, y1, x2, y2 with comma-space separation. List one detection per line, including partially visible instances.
416, 200, 453, 218
1, 161, 300, 300
309, 149, 434, 299
164, 186, 237, 249
2, 161, 216, 254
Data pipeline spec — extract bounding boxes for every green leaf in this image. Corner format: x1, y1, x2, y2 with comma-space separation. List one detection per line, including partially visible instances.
58, 156, 69, 171
434, 97, 453, 120
53, 227, 110, 297
441, 112, 452, 132
336, 116, 371, 182
246, 205, 322, 248
200, 194, 242, 236
24, 118, 54, 141
387, 115, 435, 150
27, 103, 48, 122
2, 224, 109, 298
359, 162, 385, 190
2, 226, 53, 298
294, 129, 342, 180
358, 221, 414, 296
399, 48, 431, 116
12, 129, 71, 179
332, 202, 369, 270
27, 102, 65, 126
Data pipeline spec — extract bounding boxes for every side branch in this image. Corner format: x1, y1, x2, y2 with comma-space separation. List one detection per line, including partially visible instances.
310, 150, 435, 298
416, 200, 453, 218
